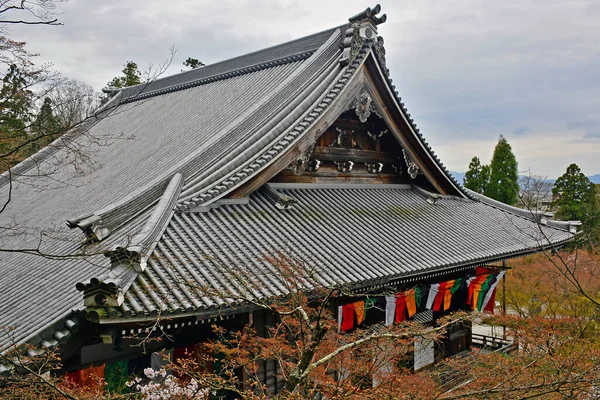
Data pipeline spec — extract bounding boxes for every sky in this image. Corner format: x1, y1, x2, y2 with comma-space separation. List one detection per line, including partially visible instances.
8, 0, 600, 178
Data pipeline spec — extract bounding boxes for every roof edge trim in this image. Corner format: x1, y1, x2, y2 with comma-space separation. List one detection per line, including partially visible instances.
74, 174, 183, 309
367, 47, 467, 198
107, 172, 184, 272
121, 51, 315, 104
67, 175, 174, 242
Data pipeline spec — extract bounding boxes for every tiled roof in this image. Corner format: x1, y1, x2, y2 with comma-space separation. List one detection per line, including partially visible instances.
0, 26, 343, 351
0, 4, 577, 360
109, 184, 572, 321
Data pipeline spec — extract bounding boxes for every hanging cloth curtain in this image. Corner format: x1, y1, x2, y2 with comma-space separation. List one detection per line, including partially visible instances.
105, 360, 128, 394
467, 274, 489, 308
443, 278, 463, 311
341, 303, 356, 331
385, 296, 396, 326
364, 297, 376, 320
405, 289, 417, 317
354, 300, 365, 325
433, 280, 454, 312
64, 370, 82, 385
395, 293, 407, 323
477, 274, 498, 311
483, 288, 497, 313
481, 271, 505, 311
80, 364, 105, 388
415, 287, 422, 310
426, 283, 440, 310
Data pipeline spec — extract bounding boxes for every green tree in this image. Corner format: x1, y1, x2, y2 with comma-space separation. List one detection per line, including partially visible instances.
552, 164, 599, 245
182, 57, 204, 70
28, 97, 61, 152
0, 64, 33, 154
463, 156, 490, 193
106, 61, 142, 88
485, 135, 519, 205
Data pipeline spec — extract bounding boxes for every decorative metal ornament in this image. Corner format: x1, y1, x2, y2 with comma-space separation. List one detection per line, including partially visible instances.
402, 148, 420, 179
349, 28, 364, 64
366, 162, 383, 174
374, 36, 388, 76
335, 160, 354, 173
290, 142, 317, 174
367, 129, 387, 140
307, 159, 321, 172
347, 90, 382, 122
352, 92, 372, 123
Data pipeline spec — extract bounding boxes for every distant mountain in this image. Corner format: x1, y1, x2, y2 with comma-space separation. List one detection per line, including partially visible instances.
590, 174, 600, 184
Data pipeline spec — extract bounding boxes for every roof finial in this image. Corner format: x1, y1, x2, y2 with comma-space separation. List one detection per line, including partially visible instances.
348, 4, 386, 25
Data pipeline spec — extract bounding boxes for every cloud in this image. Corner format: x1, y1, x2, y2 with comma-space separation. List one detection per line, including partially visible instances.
512, 127, 530, 136
584, 132, 600, 140
5, 0, 600, 178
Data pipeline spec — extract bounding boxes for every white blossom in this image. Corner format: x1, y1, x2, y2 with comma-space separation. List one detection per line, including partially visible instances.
126, 367, 209, 399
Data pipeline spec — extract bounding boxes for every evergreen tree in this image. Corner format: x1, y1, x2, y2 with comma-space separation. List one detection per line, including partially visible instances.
480, 164, 491, 194
551, 164, 599, 245
182, 57, 204, 70
0, 64, 33, 154
463, 156, 490, 193
0, 64, 32, 134
107, 61, 142, 88
29, 97, 61, 152
485, 135, 519, 205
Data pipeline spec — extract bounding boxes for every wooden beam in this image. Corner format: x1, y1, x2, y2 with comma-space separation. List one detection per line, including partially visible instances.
271, 170, 406, 185
311, 146, 397, 164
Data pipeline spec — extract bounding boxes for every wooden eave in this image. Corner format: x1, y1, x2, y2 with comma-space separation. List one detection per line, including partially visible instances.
230, 51, 466, 199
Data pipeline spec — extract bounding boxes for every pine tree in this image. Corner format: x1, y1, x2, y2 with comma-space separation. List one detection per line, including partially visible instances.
29, 97, 61, 152
0, 64, 33, 154
485, 135, 519, 205
552, 164, 599, 246
107, 61, 142, 88
182, 57, 204, 70
463, 156, 490, 193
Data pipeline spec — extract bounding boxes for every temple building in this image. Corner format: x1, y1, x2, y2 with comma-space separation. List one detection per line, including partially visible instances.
0, 5, 577, 391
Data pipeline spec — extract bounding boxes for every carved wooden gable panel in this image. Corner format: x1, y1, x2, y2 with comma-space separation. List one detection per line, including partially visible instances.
274, 90, 435, 190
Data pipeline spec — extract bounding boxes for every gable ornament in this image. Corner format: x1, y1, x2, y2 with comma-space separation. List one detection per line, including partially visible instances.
347, 91, 381, 123
402, 148, 420, 179
374, 36, 389, 76
289, 142, 319, 174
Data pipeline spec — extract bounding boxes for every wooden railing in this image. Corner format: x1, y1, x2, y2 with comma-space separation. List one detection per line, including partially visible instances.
471, 333, 515, 353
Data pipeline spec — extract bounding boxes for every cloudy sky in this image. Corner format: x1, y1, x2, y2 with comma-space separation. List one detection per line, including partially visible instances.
9, 0, 600, 178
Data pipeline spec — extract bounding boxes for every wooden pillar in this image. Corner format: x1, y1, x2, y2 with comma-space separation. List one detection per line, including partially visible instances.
502, 259, 507, 339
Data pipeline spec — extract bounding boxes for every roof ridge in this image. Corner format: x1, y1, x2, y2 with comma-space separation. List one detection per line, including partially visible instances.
121, 50, 315, 104
74, 173, 184, 315
177, 29, 347, 206
67, 174, 174, 242
118, 25, 346, 103
178, 27, 375, 209
465, 188, 580, 233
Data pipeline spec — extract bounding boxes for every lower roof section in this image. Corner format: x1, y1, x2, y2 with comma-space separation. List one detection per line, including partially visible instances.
110, 183, 572, 321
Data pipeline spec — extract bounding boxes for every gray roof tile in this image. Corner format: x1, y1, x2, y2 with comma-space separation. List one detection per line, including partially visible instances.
0, 27, 340, 350
114, 184, 572, 320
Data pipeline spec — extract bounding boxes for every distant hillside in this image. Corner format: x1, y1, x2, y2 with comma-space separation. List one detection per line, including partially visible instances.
450, 171, 600, 186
